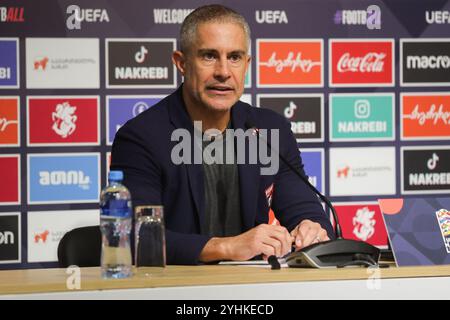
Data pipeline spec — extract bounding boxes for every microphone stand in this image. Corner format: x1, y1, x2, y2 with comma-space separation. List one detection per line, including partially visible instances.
246, 122, 380, 268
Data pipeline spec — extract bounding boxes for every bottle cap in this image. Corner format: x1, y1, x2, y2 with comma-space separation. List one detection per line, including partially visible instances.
108, 170, 123, 182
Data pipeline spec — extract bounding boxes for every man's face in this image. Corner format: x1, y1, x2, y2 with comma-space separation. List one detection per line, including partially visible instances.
176, 21, 250, 113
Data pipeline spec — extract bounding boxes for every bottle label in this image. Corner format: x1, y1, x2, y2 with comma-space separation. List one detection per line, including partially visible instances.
100, 199, 131, 218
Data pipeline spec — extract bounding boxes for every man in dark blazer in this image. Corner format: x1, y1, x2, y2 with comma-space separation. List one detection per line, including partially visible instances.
111, 4, 334, 265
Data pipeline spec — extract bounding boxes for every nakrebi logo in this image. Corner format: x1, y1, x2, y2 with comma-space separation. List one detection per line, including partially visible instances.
401, 39, 450, 86
334, 203, 388, 248
66, 5, 109, 30
26, 38, 99, 89
153, 8, 193, 24
329, 39, 394, 87
106, 39, 176, 88
402, 147, 450, 194
28, 153, 100, 204
425, 11, 450, 24
0, 7, 24, 22
27, 96, 100, 146
333, 5, 381, 29
0, 38, 19, 88
255, 10, 288, 24
106, 95, 163, 144
300, 149, 324, 194
257, 94, 323, 142
330, 93, 394, 141
329, 147, 396, 196
0, 212, 20, 264
257, 39, 323, 87
401, 93, 450, 140
0, 155, 20, 205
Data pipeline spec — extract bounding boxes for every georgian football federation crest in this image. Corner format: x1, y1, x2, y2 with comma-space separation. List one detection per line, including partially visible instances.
352, 207, 376, 241
51, 102, 77, 138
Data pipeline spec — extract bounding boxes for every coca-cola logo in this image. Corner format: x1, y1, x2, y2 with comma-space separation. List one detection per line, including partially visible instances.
330, 40, 393, 87
337, 52, 385, 73
260, 52, 321, 73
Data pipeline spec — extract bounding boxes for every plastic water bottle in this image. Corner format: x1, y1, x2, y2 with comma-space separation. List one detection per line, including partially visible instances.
100, 170, 132, 279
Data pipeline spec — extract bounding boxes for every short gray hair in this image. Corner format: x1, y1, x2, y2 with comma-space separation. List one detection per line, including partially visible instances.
180, 4, 251, 54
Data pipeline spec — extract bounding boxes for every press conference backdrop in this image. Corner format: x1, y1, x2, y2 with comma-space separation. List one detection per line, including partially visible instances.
0, 0, 449, 270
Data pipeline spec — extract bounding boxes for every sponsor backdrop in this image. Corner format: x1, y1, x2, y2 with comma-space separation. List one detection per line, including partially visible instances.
0, 0, 449, 269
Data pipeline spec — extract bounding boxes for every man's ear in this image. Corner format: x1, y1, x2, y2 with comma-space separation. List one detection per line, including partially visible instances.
172, 50, 186, 76
245, 54, 251, 74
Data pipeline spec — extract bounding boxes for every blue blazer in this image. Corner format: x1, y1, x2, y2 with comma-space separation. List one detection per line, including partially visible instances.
111, 86, 334, 265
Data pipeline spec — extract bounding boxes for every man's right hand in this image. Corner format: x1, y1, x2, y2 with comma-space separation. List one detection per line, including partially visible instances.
199, 224, 293, 262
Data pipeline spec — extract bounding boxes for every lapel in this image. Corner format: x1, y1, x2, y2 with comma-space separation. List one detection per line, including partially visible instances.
168, 88, 261, 232
231, 102, 261, 231
167, 87, 205, 229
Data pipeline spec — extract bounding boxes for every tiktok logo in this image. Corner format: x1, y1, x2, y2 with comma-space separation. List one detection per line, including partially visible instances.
284, 101, 297, 119
135, 46, 148, 63
427, 153, 439, 170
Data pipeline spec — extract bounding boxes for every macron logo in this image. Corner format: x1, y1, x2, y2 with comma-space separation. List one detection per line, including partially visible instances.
0, 231, 14, 245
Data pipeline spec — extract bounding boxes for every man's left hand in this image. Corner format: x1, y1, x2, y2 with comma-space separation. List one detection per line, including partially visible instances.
291, 220, 330, 250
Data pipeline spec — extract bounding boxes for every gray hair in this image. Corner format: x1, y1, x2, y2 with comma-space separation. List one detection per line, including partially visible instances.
180, 4, 251, 54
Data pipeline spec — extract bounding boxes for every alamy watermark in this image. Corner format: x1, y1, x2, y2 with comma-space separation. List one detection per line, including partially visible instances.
366, 266, 381, 290
170, 121, 280, 175
66, 265, 81, 290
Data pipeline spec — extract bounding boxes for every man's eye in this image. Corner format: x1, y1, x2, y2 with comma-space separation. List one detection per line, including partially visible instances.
229, 55, 242, 62
203, 53, 215, 61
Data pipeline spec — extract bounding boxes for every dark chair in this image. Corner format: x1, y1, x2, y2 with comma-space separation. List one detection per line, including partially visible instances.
57, 225, 102, 268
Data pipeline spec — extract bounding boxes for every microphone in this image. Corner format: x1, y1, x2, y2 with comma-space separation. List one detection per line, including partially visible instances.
245, 121, 380, 268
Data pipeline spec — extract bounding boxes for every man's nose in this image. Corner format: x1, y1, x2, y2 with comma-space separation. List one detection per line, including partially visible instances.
213, 58, 231, 80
